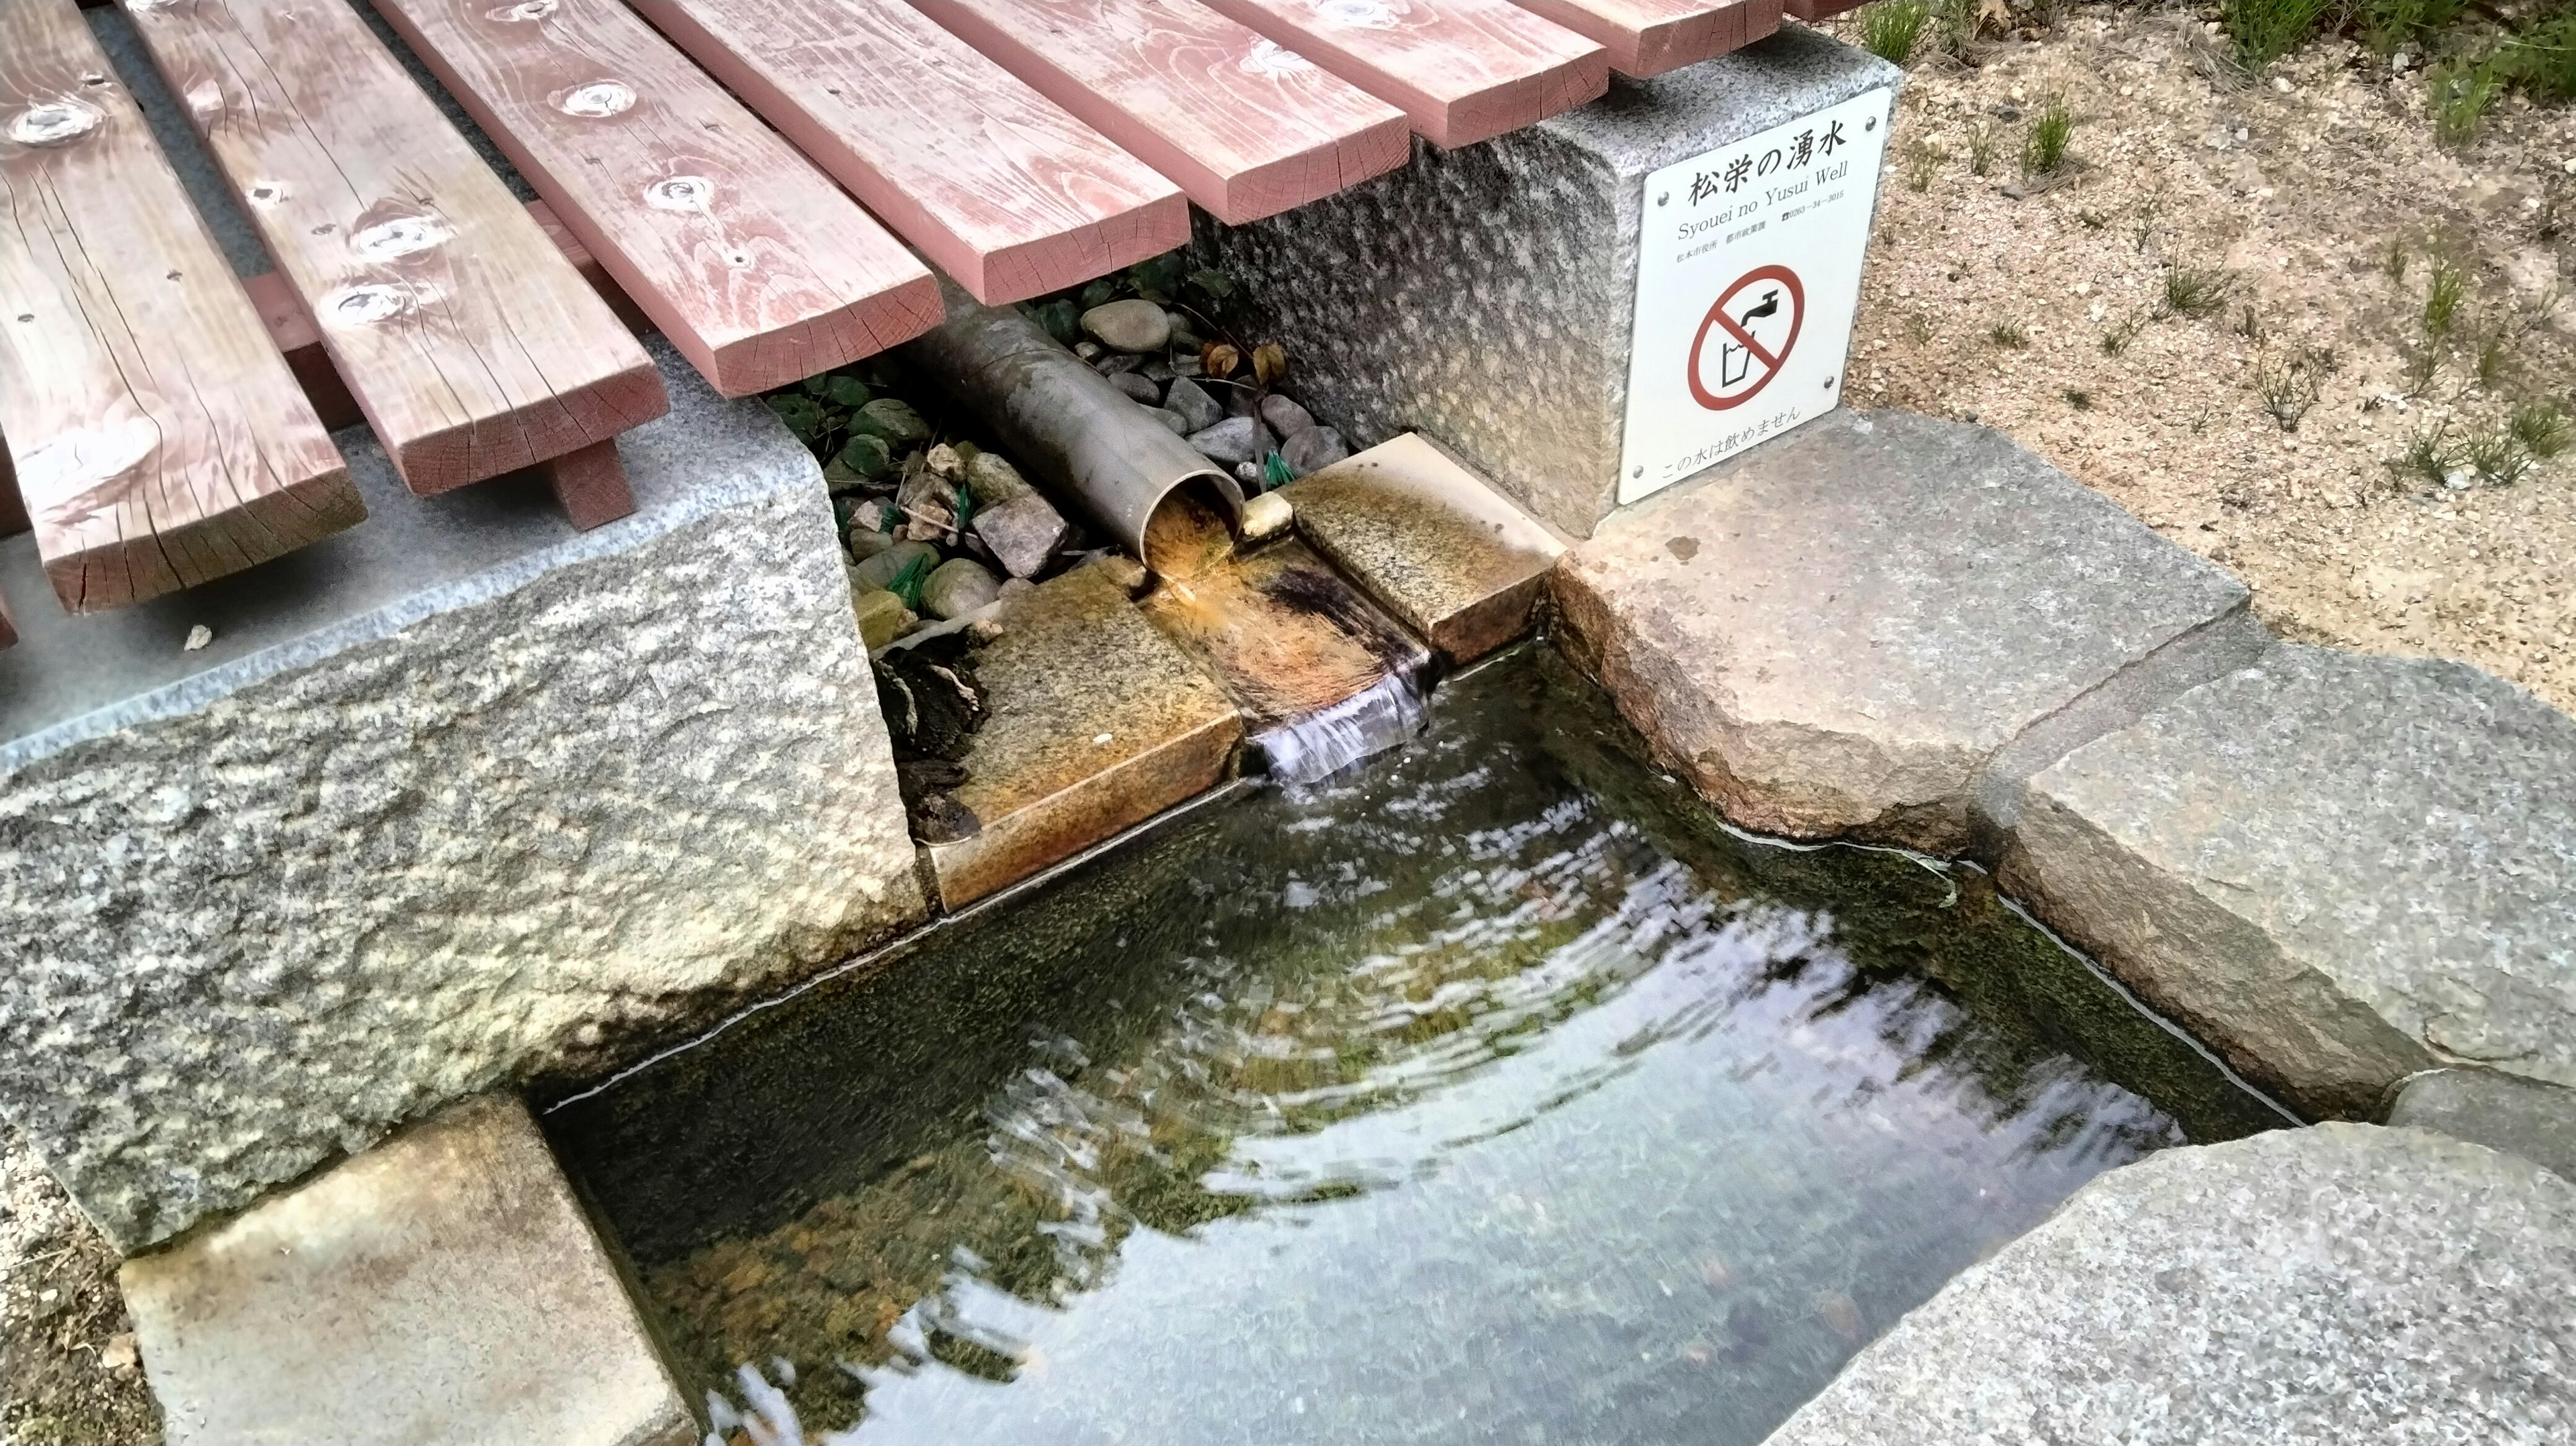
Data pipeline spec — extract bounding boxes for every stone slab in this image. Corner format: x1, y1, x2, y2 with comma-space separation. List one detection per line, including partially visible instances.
2000, 645, 2576, 1121
0, 339, 925, 1253
1285, 433, 1565, 664
122, 1094, 694, 1446
1762, 1123, 2576, 1446
1550, 410, 2259, 855
1195, 26, 1900, 539
928, 562, 1242, 909
2387, 1069, 2576, 1183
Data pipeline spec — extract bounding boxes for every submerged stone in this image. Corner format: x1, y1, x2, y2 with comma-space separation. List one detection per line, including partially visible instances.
1763, 1125, 2576, 1446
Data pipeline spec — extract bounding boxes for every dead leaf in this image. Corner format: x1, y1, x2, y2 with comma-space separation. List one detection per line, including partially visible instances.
1252, 343, 1287, 386
1201, 341, 1240, 378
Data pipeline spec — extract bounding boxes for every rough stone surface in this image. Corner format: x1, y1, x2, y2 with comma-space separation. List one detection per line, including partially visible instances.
1079, 298, 1171, 354
1196, 27, 1901, 539
1163, 378, 1223, 433
2003, 646, 2576, 1119
0, 353, 925, 1252
122, 1095, 695, 1446
922, 557, 1004, 620
1287, 433, 1563, 663
1279, 425, 1349, 478
973, 491, 1071, 580
927, 563, 1241, 909
1552, 410, 2255, 854
1763, 1124, 2576, 1446
1188, 416, 1271, 467
2387, 1070, 2576, 1182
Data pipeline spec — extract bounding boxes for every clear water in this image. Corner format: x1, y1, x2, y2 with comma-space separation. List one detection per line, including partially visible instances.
549, 648, 2279, 1446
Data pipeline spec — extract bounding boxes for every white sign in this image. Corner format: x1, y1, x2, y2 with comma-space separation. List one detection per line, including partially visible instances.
1616, 88, 1894, 506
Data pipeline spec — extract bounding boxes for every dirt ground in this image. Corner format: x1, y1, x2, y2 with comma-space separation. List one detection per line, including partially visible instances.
1, 1135, 156, 1446
1826, 5, 2576, 712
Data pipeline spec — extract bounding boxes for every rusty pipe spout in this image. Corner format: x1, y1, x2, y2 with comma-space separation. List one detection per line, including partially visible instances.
902, 280, 1243, 577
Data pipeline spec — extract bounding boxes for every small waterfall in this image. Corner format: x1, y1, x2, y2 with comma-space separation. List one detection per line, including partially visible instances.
1253, 660, 1434, 786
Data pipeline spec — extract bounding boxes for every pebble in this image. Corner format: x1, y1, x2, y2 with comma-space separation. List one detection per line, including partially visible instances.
1093, 351, 1144, 376
922, 557, 1004, 620
1188, 415, 1271, 467
964, 451, 1032, 506
182, 624, 212, 653
1280, 426, 1348, 478
1236, 460, 1264, 487
1148, 406, 1191, 436
851, 539, 938, 592
849, 587, 914, 651
926, 443, 965, 480
1238, 492, 1294, 544
1095, 554, 1151, 594
1258, 394, 1314, 437
856, 398, 930, 445
1081, 298, 1172, 353
1163, 378, 1224, 433
1110, 371, 1163, 405
846, 527, 895, 563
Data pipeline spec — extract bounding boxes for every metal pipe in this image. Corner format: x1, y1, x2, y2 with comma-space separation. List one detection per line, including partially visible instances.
902, 280, 1243, 577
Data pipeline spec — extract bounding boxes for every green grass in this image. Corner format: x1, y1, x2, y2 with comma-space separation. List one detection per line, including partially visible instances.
2421, 256, 2469, 343
1862, 0, 1933, 64
2426, 60, 2504, 149
2100, 313, 2148, 355
1988, 319, 2030, 348
2356, 0, 2468, 56
2391, 421, 2457, 487
2158, 263, 2237, 320
1904, 138, 1943, 192
2511, 400, 2571, 458
1966, 121, 2001, 176
2464, 424, 2534, 484
2254, 348, 2332, 432
2021, 95, 2078, 176
2222, 0, 2334, 72
2498, 11, 2576, 103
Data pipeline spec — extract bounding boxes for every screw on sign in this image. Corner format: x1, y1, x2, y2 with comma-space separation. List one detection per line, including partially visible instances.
1686, 266, 1805, 410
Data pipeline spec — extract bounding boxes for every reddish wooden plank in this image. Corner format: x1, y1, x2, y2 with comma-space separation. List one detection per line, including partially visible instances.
371, 0, 941, 396
1782, 0, 1866, 18
904, 0, 1411, 225
538, 437, 635, 530
1, 0, 363, 614
628, 0, 1189, 304
1195, 0, 1607, 149
125, 0, 668, 496
1503, 0, 1780, 74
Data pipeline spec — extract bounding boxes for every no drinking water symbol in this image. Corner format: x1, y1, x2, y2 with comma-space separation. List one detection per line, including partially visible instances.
1686, 265, 1806, 410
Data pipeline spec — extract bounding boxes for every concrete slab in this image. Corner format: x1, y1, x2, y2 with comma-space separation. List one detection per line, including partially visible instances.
0, 339, 925, 1252
1762, 1125, 2576, 1446
1285, 433, 1565, 664
1550, 410, 2262, 855
1196, 27, 1900, 539
2387, 1070, 2576, 1183
122, 1094, 695, 1446
2002, 645, 2576, 1121
927, 563, 1242, 908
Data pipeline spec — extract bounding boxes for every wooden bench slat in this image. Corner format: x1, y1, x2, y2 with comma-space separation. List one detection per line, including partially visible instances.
124, 0, 667, 496
1501, 0, 1780, 75
628, 0, 1189, 305
904, 0, 1412, 225
369, 0, 941, 397
1, 0, 362, 614
1193, 0, 1608, 149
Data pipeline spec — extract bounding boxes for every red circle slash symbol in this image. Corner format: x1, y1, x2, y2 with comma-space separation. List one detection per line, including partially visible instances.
1686, 266, 1806, 411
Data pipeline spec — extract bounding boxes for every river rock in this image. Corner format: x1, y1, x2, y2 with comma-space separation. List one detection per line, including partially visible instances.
849, 588, 914, 650
1189, 416, 1271, 467
922, 558, 1004, 620
1080, 298, 1171, 354
2001, 645, 2576, 1119
1762, 1125, 2576, 1446
1280, 426, 1348, 478
851, 539, 938, 592
1093, 351, 1144, 376
1258, 394, 1315, 437
845, 526, 894, 563
2387, 1069, 2576, 1182
854, 398, 930, 445
963, 451, 1032, 508
1148, 406, 1190, 436
1550, 410, 2257, 855
1163, 378, 1224, 433
1110, 372, 1163, 406
973, 492, 1071, 581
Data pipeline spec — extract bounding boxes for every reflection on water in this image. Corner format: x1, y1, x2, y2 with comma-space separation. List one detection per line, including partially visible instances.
548, 649, 2279, 1446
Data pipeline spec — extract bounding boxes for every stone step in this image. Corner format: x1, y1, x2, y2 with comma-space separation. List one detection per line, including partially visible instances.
121, 1095, 696, 1446
1760, 1124, 2576, 1446
1284, 432, 1566, 665
1551, 408, 2263, 856
2000, 645, 2576, 1121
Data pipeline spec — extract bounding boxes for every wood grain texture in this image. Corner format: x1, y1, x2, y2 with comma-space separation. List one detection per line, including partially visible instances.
628, 0, 1189, 304
538, 436, 633, 529
371, 0, 941, 396
904, 0, 1411, 225
1193, 0, 1607, 148
1781, 0, 1864, 19
125, 0, 667, 495
1, 0, 362, 614
1502, 0, 1778, 74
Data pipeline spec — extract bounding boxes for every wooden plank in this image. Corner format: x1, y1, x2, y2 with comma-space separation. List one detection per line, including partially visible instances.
370, 0, 942, 397
628, 0, 1189, 304
1782, 0, 1866, 19
1, 0, 363, 614
539, 438, 635, 531
1194, 0, 1608, 149
124, 0, 668, 496
1503, 0, 1780, 75
903, 0, 1411, 225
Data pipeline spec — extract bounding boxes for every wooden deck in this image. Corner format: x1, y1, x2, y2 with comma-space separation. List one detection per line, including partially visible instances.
1505, 0, 1781, 76
124, 0, 668, 495
1, 0, 362, 614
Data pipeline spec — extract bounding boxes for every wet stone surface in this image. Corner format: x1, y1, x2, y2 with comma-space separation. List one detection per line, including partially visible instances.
549, 649, 2278, 1446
